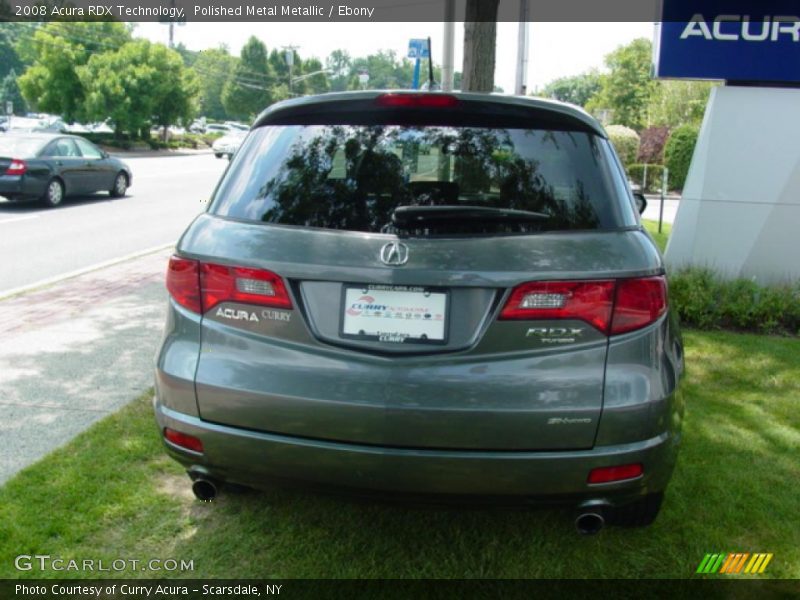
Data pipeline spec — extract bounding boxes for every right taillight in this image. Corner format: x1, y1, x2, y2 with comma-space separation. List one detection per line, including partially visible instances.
610, 276, 668, 335
499, 276, 667, 335
165, 255, 292, 314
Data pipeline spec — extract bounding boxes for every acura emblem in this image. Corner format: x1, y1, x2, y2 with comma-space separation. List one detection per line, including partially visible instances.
379, 241, 409, 266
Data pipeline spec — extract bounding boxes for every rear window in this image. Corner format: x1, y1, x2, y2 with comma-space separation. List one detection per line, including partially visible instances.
0, 137, 46, 158
211, 124, 635, 235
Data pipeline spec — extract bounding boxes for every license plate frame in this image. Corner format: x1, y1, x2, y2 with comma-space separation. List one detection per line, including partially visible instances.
339, 284, 450, 345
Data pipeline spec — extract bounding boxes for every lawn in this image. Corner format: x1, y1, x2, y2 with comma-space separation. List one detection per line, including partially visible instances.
0, 329, 798, 579
643, 219, 671, 252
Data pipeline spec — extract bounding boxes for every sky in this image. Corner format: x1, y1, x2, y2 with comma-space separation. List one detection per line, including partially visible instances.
134, 21, 654, 93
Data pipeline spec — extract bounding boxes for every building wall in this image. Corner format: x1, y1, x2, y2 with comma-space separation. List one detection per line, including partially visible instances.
665, 86, 800, 284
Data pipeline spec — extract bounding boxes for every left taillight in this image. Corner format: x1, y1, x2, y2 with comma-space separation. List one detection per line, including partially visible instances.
165, 255, 292, 314
499, 276, 668, 335
5, 159, 27, 176
166, 256, 201, 313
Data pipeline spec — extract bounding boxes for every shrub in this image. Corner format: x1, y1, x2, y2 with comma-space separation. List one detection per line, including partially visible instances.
637, 126, 670, 164
664, 124, 699, 191
669, 267, 800, 335
605, 125, 640, 168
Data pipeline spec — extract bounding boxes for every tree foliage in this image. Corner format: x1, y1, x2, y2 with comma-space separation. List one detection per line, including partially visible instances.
0, 69, 28, 115
542, 71, 602, 107
637, 126, 670, 164
221, 36, 274, 121
0, 23, 24, 81
78, 39, 197, 137
193, 46, 238, 121
17, 22, 131, 122
648, 80, 715, 128
585, 38, 656, 130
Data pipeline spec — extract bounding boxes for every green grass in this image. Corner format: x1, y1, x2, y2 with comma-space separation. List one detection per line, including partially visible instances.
643, 219, 671, 253
1, 330, 798, 579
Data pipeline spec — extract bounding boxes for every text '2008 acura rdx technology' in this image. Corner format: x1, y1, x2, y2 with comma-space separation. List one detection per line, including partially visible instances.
155, 92, 684, 534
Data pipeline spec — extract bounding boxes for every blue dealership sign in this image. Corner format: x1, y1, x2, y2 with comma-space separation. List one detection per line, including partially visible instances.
407, 39, 430, 60
655, 0, 800, 83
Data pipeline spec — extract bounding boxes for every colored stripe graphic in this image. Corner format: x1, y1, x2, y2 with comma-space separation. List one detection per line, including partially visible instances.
697, 552, 772, 574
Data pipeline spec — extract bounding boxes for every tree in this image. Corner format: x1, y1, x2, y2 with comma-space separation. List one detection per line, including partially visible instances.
542, 70, 602, 107
221, 36, 274, 121
193, 46, 237, 120
0, 24, 24, 81
461, 0, 499, 92
300, 57, 330, 96
78, 39, 197, 139
647, 80, 715, 128
350, 50, 415, 89
174, 42, 198, 68
586, 38, 656, 130
326, 49, 352, 92
0, 69, 27, 115
17, 22, 131, 122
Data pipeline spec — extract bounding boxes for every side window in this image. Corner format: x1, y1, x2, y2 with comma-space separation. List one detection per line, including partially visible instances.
75, 138, 103, 159
45, 139, 80, 157
41, 142, 59, 158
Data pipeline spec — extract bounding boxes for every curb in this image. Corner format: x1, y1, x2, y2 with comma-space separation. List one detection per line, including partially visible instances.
0, 243, 174, 302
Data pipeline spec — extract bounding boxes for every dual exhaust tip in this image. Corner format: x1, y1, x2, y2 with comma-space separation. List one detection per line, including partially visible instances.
189, 474, 608, 534
189, 469, 220, 502
574, 510, 605, 535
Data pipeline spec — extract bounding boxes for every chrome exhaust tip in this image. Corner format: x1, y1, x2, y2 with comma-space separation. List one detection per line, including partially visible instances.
575, 511, 605, 535
191, 478, 218, 502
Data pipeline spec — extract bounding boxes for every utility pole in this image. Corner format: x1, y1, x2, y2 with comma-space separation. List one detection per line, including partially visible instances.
514, 0, 530, 96
442, 0, 456, 91
283, 45, 299, 96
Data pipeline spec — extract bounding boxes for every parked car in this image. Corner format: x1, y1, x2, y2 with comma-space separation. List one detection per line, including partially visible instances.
155, 92, 683, 533
212, 131, 247, 159
204, 123, 231, 135
0, 133, 132, 207
224, 121, 249, 132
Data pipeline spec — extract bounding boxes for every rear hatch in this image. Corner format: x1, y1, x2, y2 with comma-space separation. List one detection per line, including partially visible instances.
178, 93, 662, 451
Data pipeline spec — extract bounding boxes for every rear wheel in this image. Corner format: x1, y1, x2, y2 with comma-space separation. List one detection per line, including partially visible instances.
109, 172, 128, 197
214, 153, 223, 159
42, 178, 64, 207
607, 492, 664, 527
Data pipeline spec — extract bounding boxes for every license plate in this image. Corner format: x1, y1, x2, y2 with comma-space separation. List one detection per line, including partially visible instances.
341, 285, 448, 344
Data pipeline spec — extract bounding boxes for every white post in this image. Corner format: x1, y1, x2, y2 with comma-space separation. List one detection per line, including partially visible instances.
514, 0, 530, 96
442, 0, 456, 92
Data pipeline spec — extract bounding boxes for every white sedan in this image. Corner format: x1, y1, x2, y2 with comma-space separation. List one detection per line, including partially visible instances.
212, 131, 247, 159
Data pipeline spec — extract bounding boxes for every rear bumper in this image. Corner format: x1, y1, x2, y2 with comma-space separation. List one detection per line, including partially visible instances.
0, 175, 40, 200
154, 396, 680, 504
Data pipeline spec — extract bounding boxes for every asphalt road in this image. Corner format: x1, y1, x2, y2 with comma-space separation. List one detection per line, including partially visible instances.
0, 152, 229, 295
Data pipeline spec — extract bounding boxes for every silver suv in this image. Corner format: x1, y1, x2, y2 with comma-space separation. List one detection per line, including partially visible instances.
155, 92, 684, 534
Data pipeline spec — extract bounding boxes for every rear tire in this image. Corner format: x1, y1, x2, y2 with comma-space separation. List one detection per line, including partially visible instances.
214, 153, 223, 159
109, 172, 128, 197
41, 178, 65, 208
607, 492, 664, 527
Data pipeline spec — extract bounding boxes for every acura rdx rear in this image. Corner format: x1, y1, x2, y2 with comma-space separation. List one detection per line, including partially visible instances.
154, 92, 684, 532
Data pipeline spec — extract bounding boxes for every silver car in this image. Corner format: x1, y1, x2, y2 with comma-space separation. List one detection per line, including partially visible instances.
155, 92, 684, 534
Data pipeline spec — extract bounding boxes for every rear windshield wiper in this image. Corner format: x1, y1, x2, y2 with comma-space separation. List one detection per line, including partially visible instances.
391, 205, 549, 227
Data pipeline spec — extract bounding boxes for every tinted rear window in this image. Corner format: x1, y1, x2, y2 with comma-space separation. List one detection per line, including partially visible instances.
211, 125, 635, 235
